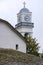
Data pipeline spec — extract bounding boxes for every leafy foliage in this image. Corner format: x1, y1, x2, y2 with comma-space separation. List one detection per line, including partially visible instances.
25, 37, 40, 56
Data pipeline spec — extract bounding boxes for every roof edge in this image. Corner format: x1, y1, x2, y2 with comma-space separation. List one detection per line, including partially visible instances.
0, 18, 27, 44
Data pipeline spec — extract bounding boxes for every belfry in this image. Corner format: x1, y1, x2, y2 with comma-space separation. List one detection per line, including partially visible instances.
15, 2, 34, 37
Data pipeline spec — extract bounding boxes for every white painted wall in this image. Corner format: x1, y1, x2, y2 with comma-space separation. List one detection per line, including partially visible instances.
16, 26, 33, 37
16, 26, 32, 32
0, 22, 26, 53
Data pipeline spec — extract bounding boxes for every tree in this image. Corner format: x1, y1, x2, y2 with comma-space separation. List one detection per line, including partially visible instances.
25, 37, 40, 56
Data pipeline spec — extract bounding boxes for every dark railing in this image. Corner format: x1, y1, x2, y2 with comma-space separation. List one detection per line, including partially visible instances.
15, 22, 34, 28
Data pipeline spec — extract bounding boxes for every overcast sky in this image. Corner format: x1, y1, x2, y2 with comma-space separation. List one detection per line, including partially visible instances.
0, 0, 43, 53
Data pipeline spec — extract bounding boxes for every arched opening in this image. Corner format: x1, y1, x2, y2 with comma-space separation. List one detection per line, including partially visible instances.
24, 33, 28, 37
16, 44, 18, 50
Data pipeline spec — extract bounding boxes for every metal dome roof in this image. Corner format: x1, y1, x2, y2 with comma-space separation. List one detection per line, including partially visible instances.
19, 8, 29, 13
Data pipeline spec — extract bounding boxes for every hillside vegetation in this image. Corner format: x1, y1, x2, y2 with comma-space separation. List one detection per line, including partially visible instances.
0, 48, 43, 65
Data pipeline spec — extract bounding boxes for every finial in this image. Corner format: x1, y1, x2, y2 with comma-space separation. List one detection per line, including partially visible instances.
23, 2, 26, 8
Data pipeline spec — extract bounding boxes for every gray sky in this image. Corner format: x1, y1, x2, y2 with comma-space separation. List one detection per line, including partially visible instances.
0, 0, 43, 53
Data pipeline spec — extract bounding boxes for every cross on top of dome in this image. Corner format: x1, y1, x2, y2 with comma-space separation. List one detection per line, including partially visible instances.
19, 2, 30, 13
23, 2, 26, 8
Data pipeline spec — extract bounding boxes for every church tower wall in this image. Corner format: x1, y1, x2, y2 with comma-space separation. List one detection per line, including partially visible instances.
15, 2, 34, 37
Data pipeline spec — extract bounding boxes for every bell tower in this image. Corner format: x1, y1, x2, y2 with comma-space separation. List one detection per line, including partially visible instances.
15, 2, 34, 37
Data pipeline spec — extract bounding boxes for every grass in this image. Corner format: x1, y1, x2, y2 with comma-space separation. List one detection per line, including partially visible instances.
0, 48, 43, 64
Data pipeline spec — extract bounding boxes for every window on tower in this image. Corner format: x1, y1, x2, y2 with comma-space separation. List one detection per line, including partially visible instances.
18, 16, 22, 22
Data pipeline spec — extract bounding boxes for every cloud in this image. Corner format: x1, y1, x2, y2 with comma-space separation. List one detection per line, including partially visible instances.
0, 0, 5, 2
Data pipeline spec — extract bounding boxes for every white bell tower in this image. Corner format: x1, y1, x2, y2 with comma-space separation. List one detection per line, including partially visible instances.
15, 2, 34, 37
